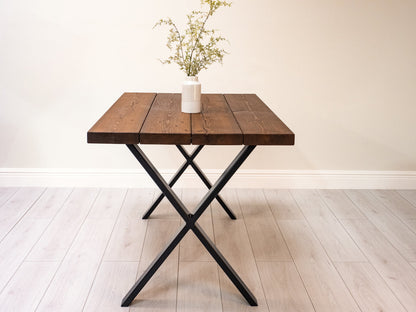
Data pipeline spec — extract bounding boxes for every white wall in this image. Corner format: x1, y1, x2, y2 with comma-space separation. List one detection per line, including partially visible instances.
1, 0, 416, 174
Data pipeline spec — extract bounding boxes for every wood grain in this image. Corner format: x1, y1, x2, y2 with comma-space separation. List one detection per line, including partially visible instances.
36, 219, 115, 311
237, 189, 291, 261
27, 188, 99, 261
346, 190, 416, 261
87, 93, 156, 144
177, 261, 222, 312
342, 219, 416, 311
279, 220, 361, 312
0, 187, 18, 207
291, 190, 366, 262
0, 218, 50, 290
88, 92, 295, 145
212, 218, 268, 311
130, 219, 180, 311
224, 94, 294, 145
84, 262, 138, 312
0, 261, 59, 312
263, 189, 304, 220
24, 188, 72, 219
397, 190, 416, 208
257, 262, 315, 312
87, 188, 127, 219
191, 94, 243, 145
318, 189, 365, 219
335, 262, 407, 312
140, 93, 191, 144
0, 187, 44, 241
371, 189, 416, 220
211, 188, 243, 220
104, 189, 154, 261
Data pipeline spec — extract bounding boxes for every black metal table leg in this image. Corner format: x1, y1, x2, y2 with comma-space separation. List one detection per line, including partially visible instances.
192, 223, 257, 306
176, 145, 236, 219
122, 144, 257, 307
142, 145, 236, 220
142, 145, 204, 219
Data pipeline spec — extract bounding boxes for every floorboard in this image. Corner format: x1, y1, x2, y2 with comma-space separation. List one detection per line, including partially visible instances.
237, 189, 291, 261
291, 190, 365, 262
257, 261, 315, 312
346, 190, 416, 261
279, 220, 360, 312
177, 261, 222, 312
0, 187, 19, 207
334, 262, 407, 312
0, 188, 44, 241
1, 187, 416, 312
342, 218, 416, 311
27, 188, 99, 261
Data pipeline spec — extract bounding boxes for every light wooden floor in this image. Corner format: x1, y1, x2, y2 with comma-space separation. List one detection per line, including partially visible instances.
1, 187, 416, 311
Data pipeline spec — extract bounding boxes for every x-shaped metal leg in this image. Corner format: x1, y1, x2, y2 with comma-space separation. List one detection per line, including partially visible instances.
142, 145, 236, 220
122, 144, 258, 307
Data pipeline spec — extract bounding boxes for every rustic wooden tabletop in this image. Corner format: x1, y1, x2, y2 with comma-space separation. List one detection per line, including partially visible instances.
87, 93, 294, 145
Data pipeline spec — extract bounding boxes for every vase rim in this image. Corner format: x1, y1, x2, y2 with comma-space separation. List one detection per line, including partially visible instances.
185, 76, 199, 81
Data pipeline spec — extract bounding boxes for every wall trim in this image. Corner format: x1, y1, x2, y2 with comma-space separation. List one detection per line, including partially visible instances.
0, 168, 415, 189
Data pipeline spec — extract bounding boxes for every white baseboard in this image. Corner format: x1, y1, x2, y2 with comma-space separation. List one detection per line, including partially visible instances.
0, 168, 415, 189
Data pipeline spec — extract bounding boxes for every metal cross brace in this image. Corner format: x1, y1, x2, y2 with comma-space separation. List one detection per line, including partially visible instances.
142, 145, 236, 220
122, 144, 258, 307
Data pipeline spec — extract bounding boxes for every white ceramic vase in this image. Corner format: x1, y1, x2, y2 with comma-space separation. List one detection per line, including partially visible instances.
181, 76, 201, 113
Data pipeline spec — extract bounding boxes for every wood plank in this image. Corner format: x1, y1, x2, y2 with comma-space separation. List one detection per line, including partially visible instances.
224, 94, 294, 145
87, 188, 127, 219
342, 219, 416, 311
24, 188, 72, 219
263, 189, 304, 220
180, 189, 215, 261
211, 188, 243, 220
191, 94, 243, 145
0, 187, 18, 207
177, 261, 222, 312
237, 189, 291, 261
140, 93, 191, 144
346, 190, 416, 261
0, 261, 60, 312
0, 187, 44, 241
212, 218, 269, 311
117, 188, 155, 219
104, 189, 155, 261
291, 190, 366, 262
0, 218, 50, 290
87, 93, 156, 144
278, 220, 361, 312
0, 188, 73, 290
129, 219, 180, 311
334, 262, 407, 312
257, 262, 315, 312
37, 219, 115, 312
398, 190, 416, 208
372, 189, 416, 220
406, 219, 416, 234
27, 188, 99, 261
84, 262, 138, 312
318, 189, 365, 219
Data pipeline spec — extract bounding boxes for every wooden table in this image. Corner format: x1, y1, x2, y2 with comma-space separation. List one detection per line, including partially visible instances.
88, 93, 294, 307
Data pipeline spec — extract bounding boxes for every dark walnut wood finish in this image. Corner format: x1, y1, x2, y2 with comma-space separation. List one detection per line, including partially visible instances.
140, 93, 191, 144
87, 93, 156, 144
88, 93, 294, 145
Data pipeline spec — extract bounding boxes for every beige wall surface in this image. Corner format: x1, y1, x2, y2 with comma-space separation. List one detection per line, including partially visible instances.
1, 0, 415, 171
